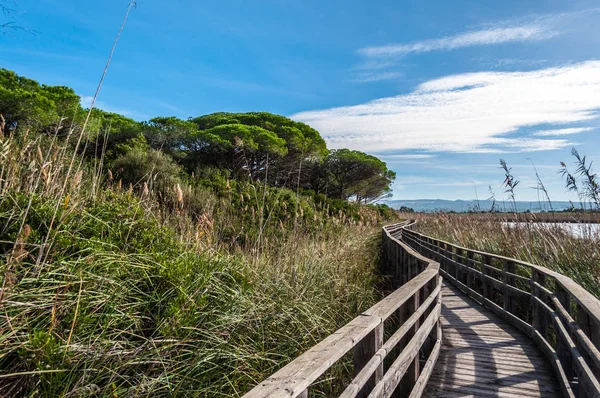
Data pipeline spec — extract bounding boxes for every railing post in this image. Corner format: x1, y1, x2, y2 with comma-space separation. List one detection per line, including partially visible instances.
577, 304, 600, 350
457, 249, 463, 285
394, 244, 401, 288
396, 292, 420, 397
439, 243, 446, 273
451, 246, 458, 281
445, 244, 453, 278
425, 237, 432, 257
405, 244, 411, 285
554, 285, 574, 385
436, 240, 443, 264
531, 270, 547, 336
447, 244, 453, 276
466, 250, 474, 290
418, 235, 425, 256
422, 276, 440, 354
576, 301, 600, 398
555, 284, 571, 315
482, 255, 491, 300
382, 229, 389, 273
503, 260, 516, 314
353, 322, 384, 398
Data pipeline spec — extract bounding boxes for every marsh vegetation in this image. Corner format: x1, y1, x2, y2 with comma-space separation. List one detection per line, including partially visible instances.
0, 69, 396, 396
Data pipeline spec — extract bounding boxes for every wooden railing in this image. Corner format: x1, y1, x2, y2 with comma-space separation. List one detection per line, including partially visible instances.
398, 226, 600, 398
243, 222, 442, 398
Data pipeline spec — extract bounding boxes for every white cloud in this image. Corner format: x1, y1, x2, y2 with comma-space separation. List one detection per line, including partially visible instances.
360, 25, 555, 58
532, 127, 594, 136
292, 61, 600, 153
358, 9, 599, 61
352, 71, 403, 83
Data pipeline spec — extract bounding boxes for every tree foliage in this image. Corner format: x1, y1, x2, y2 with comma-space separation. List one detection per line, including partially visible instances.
0, 69, 80, 130
190, 112, 328, 185
143, 116, 198, 156
0, 69, 397, 204
317, 149, 396, 203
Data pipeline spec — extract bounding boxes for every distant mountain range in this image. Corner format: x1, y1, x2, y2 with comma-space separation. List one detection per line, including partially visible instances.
384, 199, 576, 213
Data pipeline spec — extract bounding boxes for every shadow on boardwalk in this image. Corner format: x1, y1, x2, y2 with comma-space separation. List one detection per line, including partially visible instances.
424, 282, 563, 398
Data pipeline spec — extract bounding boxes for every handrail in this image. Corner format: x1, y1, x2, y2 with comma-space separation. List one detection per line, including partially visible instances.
243, 222, 442, 398
399, 225, 600, 398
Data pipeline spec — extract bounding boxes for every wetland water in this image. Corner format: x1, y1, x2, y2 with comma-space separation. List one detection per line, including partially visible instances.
503, 222, 600, 239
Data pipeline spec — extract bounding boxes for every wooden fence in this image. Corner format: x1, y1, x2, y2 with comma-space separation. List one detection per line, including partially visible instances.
243, 222, 442, 398
243, 221, 600, 398
398, 226, 600, 398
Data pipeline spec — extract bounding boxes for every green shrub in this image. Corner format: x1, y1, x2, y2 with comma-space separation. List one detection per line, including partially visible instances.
111, 148, 182, 193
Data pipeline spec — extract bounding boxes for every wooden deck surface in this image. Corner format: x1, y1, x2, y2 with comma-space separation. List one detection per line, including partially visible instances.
424, 281, 563, 398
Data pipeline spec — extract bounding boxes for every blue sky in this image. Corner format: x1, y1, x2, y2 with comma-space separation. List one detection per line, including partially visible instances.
2, 0, 600, 201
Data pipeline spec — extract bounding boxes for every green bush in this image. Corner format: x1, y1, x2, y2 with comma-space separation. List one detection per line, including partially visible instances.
112, 148, 182, 193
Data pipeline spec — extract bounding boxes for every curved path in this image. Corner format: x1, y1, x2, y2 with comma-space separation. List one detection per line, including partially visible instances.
425, 282, 563, 398
243, 222, 600, 398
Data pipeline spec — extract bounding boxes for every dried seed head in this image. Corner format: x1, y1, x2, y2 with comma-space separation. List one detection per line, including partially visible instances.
41, 167, 50, 188
176, 183, 184, 204
71, 170, 83, 190
37, 145, 44, 164
142, 182, 149, 196
107, 169, 114, 181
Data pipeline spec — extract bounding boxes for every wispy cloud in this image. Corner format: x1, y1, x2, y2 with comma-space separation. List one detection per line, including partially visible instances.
353, 9, 599, 86
292, 61, 600, 153
359, 9, 598, 61
532, 127, 594, 136
80, 96, 149, 120
360, 25, 554, 58
352, 71, 403, 83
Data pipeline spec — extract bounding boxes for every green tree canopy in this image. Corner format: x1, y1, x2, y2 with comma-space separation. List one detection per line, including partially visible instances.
83, 109, 147, 160
184, 123, 287, 179
191, 112, 327, 158
191, 112, 328, 185
143, 116, 198, 156
0, 68, 398, 204
318, 149, 396, 203
0, 69, 80, 131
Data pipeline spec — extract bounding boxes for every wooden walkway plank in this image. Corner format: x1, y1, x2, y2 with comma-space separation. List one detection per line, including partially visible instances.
424, 282, 563, 398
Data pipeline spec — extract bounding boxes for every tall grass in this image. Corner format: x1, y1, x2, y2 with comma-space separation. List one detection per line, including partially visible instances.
0, 127, 391, 396
409, 212, 600, 297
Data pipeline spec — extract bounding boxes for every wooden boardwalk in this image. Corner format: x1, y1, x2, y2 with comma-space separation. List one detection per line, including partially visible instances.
425, 282, 563, 398
243, 223, 600, 398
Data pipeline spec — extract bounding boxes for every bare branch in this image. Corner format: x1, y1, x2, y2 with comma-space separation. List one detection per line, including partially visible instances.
0, 0, 36, 35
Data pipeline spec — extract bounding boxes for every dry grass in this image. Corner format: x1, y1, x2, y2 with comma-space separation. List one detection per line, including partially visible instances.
407, 212, 600, 297
0, 130, 392, 397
